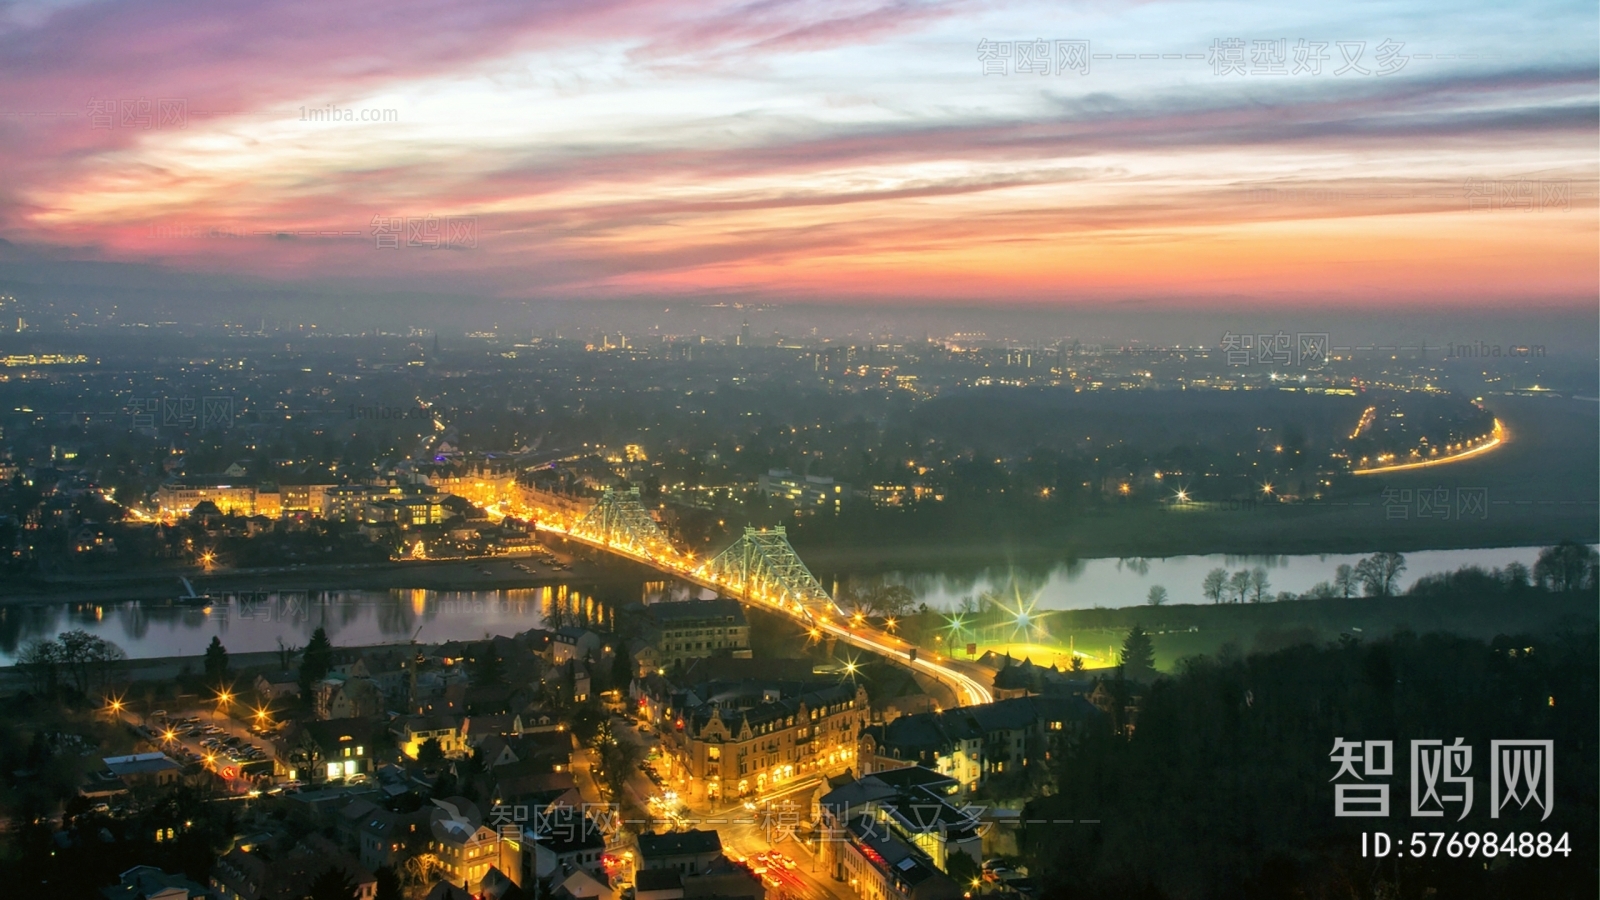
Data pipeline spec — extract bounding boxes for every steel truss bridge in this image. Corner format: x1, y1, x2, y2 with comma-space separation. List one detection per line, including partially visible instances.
533, 488, 991, 705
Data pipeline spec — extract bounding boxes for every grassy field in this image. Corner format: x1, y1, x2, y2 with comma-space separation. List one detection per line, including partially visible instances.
960, 590, 1596, 672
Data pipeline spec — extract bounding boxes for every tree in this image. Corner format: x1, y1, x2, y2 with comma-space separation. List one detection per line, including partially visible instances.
598, 727, 643, 803
1119, 625, 1155, 680
1534, 541, 1598, 593
1333, 564, 1357, 598
276, 637, 299, 671
1070, 655, 1086, 673
569, 697, 605, 745
1202, 568, 1227, 604
1306, 581, 1337, 600
417, 738, 445, 767
1355, 552, 1406, 597
1228, 570, 1251, 604
1248, 567, 1270, 603
373, 866, 403, 900
287, 731, 324, 783
1502, 561, 1531, 590
307, 865, 358, 900
876, 584, 916, 617
945, 850, 982, 888
1146, 585, 1168, 607
203, 636, 230, 686
16, 638, 62, 696
55, 630, 125, 695
300, 626, 334, 695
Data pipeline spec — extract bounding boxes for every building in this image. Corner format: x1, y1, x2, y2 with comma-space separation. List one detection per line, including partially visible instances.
427, 798, 503, 891
635, 829, 724, 875
635, 869, 686, 900
253, 671, 299, 701
758, 469, 848, 513
102, 752, 184, 790
395, 714, 466, 760
818, 767, 979, 877
550, 627, 603, 665
321, 484, 443, 526
552, 867, 614, 900
646, 599, 751, 668
835, 815, 961, 900
276, 718, 378, 783
513, 484, 595, 531
352, 806, 430, 874
526, 807, 608, 880
665, 681, 868, 802
101, 865, 214, 900
281, 483, 337, 514
858, 695, 1101, 794
314, 675, 383, 721
156, 478, 259, 518
211, 836, 377, 900
426, 463, 518, 509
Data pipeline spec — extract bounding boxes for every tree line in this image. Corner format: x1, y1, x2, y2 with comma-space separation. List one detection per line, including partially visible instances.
15, 630, 127, 697
1181, 542, 1598, 605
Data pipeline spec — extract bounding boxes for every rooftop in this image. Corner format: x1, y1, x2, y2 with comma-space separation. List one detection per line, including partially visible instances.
636, 828, 722, 859
102, 752, 182, 777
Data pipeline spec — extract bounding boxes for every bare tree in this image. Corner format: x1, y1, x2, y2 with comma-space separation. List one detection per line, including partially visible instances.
1146, 585, 1169, 606
56, 630, 126, 695
16, 638, 62, 695
1534, 541, 1598, 593
1248, 567, 1270, 603
1333, 564, 1357, 598
1228, 570, 1252, 603
1354, 552, 1406, 597
1202, 568, 1227, 604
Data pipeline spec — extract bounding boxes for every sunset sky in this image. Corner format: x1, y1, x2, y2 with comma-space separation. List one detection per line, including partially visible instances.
0, 0, 1595, 308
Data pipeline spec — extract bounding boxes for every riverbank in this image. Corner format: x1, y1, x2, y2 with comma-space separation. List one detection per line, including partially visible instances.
0, 545, 659, 607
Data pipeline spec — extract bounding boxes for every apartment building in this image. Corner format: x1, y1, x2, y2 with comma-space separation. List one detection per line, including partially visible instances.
155, 478, 259, 518
646, 598, 751, 667
664, 680, 868, 803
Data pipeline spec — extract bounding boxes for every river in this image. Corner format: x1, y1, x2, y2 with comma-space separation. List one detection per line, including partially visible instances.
866, 545, 1553, 614
0, 545, 1558, 664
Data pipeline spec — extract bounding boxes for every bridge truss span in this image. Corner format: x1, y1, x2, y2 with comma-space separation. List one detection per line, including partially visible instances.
699, 526, 839, 623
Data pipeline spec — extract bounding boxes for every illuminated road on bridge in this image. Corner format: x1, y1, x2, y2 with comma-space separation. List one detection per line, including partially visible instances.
527, 511, 993, 707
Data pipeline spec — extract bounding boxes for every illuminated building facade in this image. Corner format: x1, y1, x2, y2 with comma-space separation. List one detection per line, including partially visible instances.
666, 681, 867, 802
646, 599, 751, 667
156, 478, 259, 518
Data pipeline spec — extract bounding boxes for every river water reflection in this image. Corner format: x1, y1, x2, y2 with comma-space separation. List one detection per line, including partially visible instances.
0, 581, 703, 664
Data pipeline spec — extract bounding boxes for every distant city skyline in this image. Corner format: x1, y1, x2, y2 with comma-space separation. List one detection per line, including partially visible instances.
0, 0, 1595, 309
